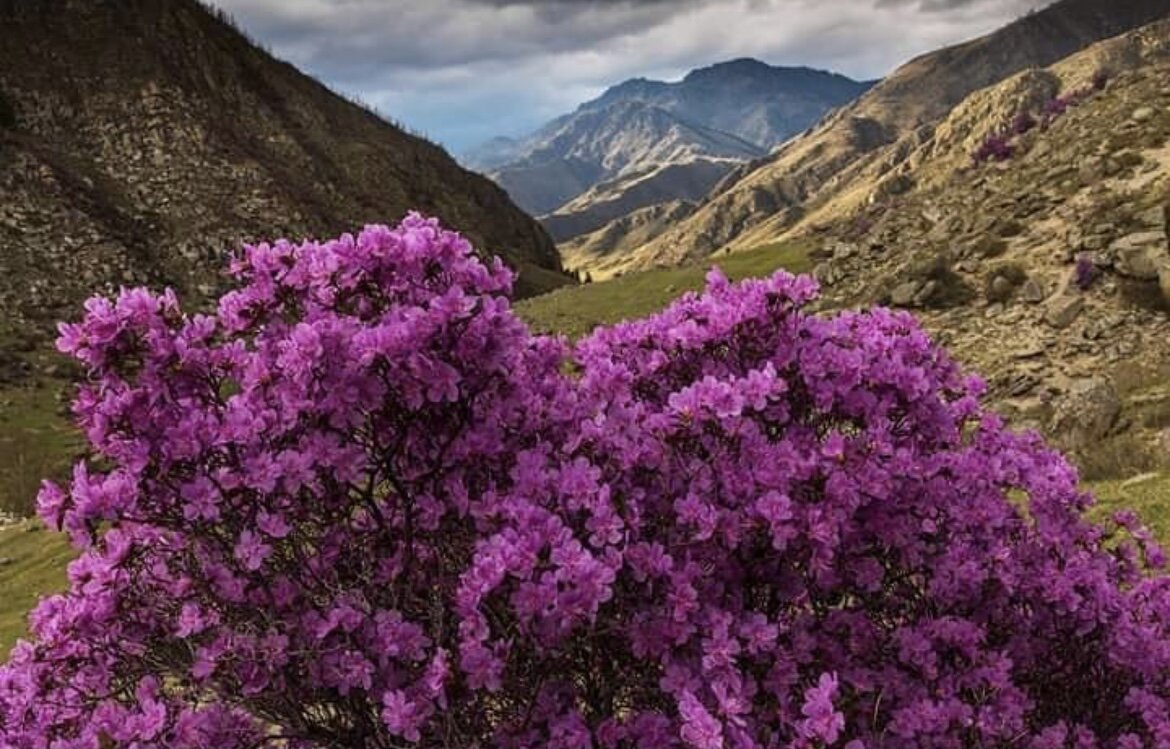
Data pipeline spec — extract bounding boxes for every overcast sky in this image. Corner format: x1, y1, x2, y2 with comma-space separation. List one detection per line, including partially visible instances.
207, 0, 1051, 153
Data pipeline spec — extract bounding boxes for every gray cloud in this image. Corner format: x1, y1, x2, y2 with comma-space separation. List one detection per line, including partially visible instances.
208, 0, 1051, 151
875, 0, 1038, 9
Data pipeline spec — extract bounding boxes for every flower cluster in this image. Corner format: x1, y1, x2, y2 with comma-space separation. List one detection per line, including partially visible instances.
972, 133, 1014, 164
973, 79, 1103, 166
1075, 254, 1099, 291
1011, 111, 1038, 136
3, 214, 1170, 748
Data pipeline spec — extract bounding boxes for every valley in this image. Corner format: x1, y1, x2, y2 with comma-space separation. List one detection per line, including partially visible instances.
6, 0, 1170, 744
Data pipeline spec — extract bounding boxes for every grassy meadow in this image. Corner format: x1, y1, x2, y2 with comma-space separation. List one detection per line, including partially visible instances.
516, 238, 817, 338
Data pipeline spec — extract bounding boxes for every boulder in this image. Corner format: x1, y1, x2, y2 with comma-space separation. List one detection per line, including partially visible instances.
1044, 294, 1084, 329
831, 242, 859, 260
914, 280, 941, 307
1112, 230, 1170, 280
989, 275, 1015, 300
1020, 278, 1046, 303
1049, 378, 1121, 452
813, 262, 845, 287
890, 281, 920, 307
1132, 106, 1155, 123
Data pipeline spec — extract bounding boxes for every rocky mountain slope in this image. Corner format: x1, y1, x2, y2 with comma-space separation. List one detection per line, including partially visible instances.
0, 0, 569, 341
583, 0, 1170, 277
466, 60, 870, 240
795, 18, 1170, 476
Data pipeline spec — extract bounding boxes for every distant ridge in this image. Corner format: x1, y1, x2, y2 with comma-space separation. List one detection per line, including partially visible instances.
462, 59, 871, 243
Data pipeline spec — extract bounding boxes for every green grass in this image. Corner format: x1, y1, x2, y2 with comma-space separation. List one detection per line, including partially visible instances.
0, 382, 80, 517
0, 522, 73, 659
1090, 473, 1170, 541
516, 238, 817, 338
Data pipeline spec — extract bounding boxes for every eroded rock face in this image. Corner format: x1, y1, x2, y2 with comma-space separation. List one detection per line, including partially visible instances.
1050, 378, 1122, 452
1112, 231, 1170, 279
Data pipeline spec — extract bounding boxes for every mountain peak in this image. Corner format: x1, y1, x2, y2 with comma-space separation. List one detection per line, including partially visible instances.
683, 57, 783, 80
593, 77, 670, 107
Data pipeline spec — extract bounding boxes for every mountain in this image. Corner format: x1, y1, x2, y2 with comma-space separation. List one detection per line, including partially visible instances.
0, 0, 569, 339
459, 135, 525, 172
590, 0, 1170, 276
463, 60, 872, 240
477, 101, 767, 218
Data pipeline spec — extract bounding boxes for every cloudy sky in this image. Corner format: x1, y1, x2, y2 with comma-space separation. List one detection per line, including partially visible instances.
207, 0, 1051, 153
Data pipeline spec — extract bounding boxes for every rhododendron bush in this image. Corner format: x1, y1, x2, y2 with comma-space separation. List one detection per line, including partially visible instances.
5, 213, 1170, 748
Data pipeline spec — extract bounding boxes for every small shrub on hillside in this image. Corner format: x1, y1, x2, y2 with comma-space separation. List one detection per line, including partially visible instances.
1075, 254, 1099, 291
1093, 69, 1111, 91
971, 235, 1009, 259
1011, 111, 1038, 135
1140, 398, 1170, 430
972, 133, 1014, 164
984, 263, 1028, 303
993, 218, 1024, 238
1077, 431, 1166, 482
1115, 150, 1146, 174
1120, 277, 1170, 314
847, 212, 875, 239
6, 215, 1170, 748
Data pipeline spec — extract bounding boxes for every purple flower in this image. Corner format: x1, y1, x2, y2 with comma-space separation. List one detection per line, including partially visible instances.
382, 690, 426, 742
679, 691, 724, 749
234, 530, 271, 571
7, 213, 1170, 749
798, 673, 845, 746
973, 134, 1014, 164
1075, 254, 1098, 291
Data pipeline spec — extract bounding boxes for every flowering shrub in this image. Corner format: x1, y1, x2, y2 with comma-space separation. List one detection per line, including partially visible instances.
1075, 254, 1099, 291
976, 80, 1104, 167
1011, 111, 1038, 136
972, 133, 1014, 164
1044, 96, 1072, 119
4, 214, 1170, 748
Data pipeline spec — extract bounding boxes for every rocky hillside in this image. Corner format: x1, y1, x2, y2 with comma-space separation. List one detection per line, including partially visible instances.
0, 0, 569, 343
466, 60, 870, 240
797, 18, 1170, 476
590, 0, 1170, 277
